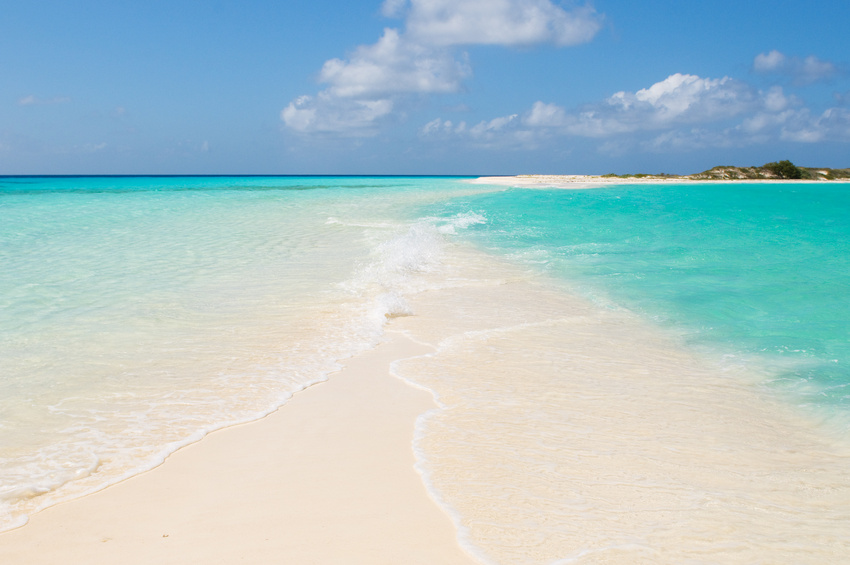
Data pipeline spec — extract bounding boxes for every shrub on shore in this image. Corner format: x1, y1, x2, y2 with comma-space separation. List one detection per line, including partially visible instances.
690, 161, 848, 180
763, 160, 807, 179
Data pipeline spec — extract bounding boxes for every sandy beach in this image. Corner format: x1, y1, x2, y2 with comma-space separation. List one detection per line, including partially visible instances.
472, 174, 846, 189
0, 331, 476, 564
4, 175, 850, 564
472, 174, 687, 189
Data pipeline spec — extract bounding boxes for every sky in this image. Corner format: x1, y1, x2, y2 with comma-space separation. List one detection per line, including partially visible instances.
2, 0, 849, 175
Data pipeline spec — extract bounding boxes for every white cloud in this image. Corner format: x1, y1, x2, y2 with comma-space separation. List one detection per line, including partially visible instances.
422, 118, 453, 134
18, 94, 71, 106
781, 125, 823, 143
281, 28, 455, 135
740, 109, 796, 135
761, 86, 790, 112
753, 50, 838, 84
282, 94, 394, 136
381, 0, 408, 17
424, 73, 759, 144
734, 102, 850, 145
798, 56, 838, 82
318, 28, 470, 98
422, 113, 520, 140
606, 74, 756, 126
469, 113, 518, 137
753, 50, 786, 72
405, 0, 602, 47
421, 72, 850, 151
641, 128, 724, 152
781, 107, 850, 143
282, 0, 602, 135
525, 101, 568, 127
474, 73, 757, 141
815, 107, 850, 140
521, 74, 757, 138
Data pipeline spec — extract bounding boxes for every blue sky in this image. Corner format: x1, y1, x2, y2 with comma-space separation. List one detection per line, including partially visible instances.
2, 0, 848, 175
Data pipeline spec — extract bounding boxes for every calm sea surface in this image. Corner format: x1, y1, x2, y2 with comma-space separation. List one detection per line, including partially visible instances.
425, 182, 850, 415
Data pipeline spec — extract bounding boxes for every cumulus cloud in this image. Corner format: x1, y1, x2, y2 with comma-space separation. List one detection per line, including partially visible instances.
403, 0, 602, 47
283, 0, 602, 135
605, 74, 756, 127
281, 28, 461, 136
753, 50, 786, 73
423, 72, 850, 151
753, 50, 838, 84
282, 94, 395, 136
523, 74, 759, 137
778, 107, 850, 143
317, 28, 470, 98
525, 100, 569, 127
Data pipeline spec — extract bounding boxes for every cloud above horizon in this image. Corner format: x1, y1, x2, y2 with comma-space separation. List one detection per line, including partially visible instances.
399, 0, 602, 47
281, 5, 849, 156
282, 0, 602, 135
421, 71, 850, 151
18, 95, 71, 106
753, 50, 839, 85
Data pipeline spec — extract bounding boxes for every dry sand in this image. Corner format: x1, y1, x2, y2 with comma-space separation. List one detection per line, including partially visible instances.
472, 174, 844, 189
0, 332, 477, 565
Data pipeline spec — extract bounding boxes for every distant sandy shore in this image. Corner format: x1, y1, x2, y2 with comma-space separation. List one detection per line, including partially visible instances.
0, 332, 476, 565
473, 174, 848, 189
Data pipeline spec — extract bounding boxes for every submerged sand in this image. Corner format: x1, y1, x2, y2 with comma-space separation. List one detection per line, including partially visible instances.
0, 333, 476, 564
4, 194, 850, 564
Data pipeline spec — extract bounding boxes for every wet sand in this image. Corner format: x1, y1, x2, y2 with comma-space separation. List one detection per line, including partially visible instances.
0, 332, 476, 565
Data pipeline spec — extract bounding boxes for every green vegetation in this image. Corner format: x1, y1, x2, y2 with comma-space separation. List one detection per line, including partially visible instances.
824, 170, 850, 180
594, 162, 848, 181
689, 161, 849, 181
763, 160, 807, 179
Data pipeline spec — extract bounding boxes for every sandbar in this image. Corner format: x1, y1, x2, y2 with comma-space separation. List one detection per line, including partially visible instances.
472, 174, 848, 189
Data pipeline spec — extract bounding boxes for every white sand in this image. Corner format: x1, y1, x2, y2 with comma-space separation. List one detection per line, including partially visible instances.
0, 332, 477, 565
472, 174, 845, 189
472, 174, 687, 189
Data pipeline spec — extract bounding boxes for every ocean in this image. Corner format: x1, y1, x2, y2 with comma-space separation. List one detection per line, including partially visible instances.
1, 176, 849, 563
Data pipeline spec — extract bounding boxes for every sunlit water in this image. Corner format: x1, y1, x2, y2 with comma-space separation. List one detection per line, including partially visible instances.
2, 177, 849, 563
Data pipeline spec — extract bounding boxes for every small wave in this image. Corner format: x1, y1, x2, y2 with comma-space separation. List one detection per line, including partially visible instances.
342, 211, 487, 323
0, 454, 101, 504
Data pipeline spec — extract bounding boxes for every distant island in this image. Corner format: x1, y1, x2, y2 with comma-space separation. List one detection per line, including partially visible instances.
603, 160, 850, 181
474, 161, 850, 189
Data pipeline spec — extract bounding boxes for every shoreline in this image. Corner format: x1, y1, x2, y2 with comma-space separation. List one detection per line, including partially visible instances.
472, 174, 850, 189
3, 176, 850, 562
0, 331, 477, 564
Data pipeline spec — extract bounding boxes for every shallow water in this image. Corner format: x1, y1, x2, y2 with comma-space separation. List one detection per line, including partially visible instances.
2, 176, 850, 562
391, 253, 850, 563
0, 176, 479, 530
424, 183, 850, 419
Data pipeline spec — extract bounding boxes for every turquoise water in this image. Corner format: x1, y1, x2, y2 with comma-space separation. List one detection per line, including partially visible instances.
0, 175, 477, 531
2, 176, 850, 561
426, 183, 850, 416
